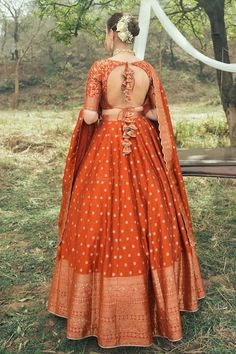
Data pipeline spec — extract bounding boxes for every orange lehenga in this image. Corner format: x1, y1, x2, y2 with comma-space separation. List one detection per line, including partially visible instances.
47, 58, 205, 348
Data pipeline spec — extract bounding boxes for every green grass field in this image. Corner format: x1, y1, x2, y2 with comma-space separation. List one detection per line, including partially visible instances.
0, 105, 235, 354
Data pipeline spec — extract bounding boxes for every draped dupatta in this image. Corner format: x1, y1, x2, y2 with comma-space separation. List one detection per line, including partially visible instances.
57, 64, 195, 252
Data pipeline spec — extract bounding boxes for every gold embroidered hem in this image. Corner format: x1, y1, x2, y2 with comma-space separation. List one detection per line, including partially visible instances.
47, 248, 205, 348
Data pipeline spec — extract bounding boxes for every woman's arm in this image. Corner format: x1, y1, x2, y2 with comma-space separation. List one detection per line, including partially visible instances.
145, 108, 157, 121
83, 109, 99, 125
83, 61, 102, 125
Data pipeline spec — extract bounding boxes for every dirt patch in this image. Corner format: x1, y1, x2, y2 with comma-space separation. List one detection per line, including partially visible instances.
2, 298, 40, 313
0, 284, 31, 303
3, 283, 29, 295
9, 239, 29, 249
34, 281, 50, 297
2, 133, 55, 153
1, 286, 47, 317
205, 274, 232, 287
0, 233, 29, 250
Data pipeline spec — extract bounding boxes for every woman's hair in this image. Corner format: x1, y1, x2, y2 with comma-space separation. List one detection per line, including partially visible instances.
107, 12, 140, 41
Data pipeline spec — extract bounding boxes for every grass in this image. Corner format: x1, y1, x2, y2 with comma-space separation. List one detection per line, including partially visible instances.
0, 104, 235, 354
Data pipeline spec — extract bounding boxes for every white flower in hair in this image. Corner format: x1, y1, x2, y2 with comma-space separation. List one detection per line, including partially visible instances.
118, 31, 129, 42
116, 15, 134, 44
117, 21, 126, 32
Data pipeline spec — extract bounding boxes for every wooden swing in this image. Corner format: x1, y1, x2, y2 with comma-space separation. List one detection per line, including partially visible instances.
178, 147, 236, 178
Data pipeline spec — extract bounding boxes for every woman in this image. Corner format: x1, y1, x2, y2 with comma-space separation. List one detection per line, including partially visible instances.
47, 12, 205, 348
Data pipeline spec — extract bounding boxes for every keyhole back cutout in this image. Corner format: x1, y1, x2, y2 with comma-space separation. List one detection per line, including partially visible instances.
106, 61, 151, 108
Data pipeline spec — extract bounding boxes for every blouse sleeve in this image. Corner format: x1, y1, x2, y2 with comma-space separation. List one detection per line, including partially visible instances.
83, 61, 102, 125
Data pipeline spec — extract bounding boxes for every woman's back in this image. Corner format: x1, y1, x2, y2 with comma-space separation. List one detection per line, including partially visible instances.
104, 59, 151, 108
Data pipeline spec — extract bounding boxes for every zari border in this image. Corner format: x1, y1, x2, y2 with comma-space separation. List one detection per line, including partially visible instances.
47, 248, 205, 348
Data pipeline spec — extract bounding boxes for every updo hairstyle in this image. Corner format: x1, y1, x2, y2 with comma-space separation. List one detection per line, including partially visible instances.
107, 12, 140, 43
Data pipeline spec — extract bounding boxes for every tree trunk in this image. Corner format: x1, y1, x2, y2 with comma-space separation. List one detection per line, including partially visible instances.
198, 61, 203, 78
228, 84, 236, 143
169, 39, 177, 68
12, 59, 20, 109
158, 35, 163, 72
197, 0, 236, 146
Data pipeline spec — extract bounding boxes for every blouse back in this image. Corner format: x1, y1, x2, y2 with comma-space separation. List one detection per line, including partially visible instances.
83, 59, 156, 113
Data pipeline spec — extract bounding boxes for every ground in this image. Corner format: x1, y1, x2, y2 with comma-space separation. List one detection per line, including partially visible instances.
0, 105, 235, 354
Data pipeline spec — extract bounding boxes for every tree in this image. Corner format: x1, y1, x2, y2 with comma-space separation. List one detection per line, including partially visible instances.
197, 0, 236, 146
166, 0, 236, 146
36, 0, 137, 44
0, 0, 43, 108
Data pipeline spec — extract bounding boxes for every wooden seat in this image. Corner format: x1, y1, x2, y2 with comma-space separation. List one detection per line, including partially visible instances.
177, 147, 236, 178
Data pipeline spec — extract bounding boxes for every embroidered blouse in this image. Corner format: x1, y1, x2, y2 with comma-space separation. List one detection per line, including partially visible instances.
82, 59, 157, 125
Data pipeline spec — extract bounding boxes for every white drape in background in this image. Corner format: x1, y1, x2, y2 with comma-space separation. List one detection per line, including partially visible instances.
134, 0, 236, 73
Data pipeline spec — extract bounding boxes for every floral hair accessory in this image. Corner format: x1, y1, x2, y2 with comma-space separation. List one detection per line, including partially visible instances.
116, 15, 134, 44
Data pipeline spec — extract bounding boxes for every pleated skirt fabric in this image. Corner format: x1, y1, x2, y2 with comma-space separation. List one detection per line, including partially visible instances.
47, 114, 205, 348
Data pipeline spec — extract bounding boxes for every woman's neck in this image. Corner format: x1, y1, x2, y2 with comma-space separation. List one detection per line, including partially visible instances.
112, 46, 136, 60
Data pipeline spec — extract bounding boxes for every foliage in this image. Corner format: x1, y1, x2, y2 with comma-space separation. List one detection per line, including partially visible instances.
225, 0, 236, 39
164, 0, 209, 50
0, 76, 41, 93
164, 0, 236, 44
35, 0, 236, 46
36, 0, 138, 44
174, 114, 230, 148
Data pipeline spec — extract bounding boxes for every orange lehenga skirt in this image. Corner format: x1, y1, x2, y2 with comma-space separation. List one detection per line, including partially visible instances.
47, 107, 205, 348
